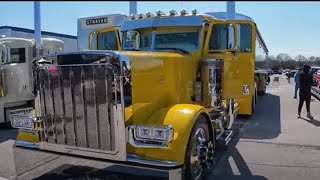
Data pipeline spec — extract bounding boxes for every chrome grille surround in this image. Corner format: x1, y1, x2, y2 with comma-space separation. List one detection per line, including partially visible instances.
33, 51, 128, 161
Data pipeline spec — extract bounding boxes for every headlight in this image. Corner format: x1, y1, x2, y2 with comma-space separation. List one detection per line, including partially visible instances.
135, 125, 173, 142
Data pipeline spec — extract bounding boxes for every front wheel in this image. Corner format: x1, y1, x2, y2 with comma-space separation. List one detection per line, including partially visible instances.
183, 115, 214, 180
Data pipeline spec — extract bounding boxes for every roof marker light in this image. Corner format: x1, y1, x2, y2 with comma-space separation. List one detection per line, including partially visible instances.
156, 10, 165, 16
138, 13, 144, 19
130, 14, 136, 20
145, 12, 154, 18
180, 9, 188, 16
169, 10, 178, 16
191, 9, 198, 15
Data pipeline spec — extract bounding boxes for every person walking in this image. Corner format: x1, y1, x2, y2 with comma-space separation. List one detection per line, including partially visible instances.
286, 72, 291, 83
294, 69, 301, 99
298, 65, 314, 119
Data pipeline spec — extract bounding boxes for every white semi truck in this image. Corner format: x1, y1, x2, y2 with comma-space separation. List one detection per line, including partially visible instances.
0, 37, 64, 124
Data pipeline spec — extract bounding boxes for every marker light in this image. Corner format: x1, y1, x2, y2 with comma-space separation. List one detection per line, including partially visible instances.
191, 9, 198, 15
138, 13, 144, 19
130, 14, 136, 20
145, 12, 154, 18
180, 9, 188, 16
169, 10, 178, 16
156, 10, 165, 16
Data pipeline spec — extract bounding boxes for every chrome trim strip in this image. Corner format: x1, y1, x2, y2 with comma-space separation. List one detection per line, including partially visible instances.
15, 141, 38, 148
18, 129, 37, 134
127, 154, 178, 167
14, 140, 178, 168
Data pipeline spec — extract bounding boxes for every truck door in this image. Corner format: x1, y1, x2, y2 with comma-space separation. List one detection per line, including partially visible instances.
88, 27, 121, 50
203, 20, 256, 99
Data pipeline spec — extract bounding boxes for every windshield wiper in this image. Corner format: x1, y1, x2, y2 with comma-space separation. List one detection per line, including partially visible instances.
154, 47, 189, 55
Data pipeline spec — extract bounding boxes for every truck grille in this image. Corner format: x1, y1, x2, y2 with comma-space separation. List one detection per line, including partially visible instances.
36, 65, 117, 151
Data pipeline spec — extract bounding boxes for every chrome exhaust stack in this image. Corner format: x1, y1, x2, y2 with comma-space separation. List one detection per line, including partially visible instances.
200, 58, 224, 112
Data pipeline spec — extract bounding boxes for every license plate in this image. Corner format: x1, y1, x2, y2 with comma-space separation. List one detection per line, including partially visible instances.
10, 108, 34, 129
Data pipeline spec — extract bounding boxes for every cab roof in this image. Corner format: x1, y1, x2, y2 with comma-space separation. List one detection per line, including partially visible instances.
119, 11, 255, 32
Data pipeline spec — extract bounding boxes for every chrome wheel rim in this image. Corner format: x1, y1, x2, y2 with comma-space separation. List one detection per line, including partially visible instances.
190, 128, 207, 180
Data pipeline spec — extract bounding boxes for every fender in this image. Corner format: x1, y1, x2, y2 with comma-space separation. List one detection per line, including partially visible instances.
127, 104, 214, 165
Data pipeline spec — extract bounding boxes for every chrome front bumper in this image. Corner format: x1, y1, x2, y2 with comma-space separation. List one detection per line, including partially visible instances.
14, 140, 178, 168
12, 144, 181, 180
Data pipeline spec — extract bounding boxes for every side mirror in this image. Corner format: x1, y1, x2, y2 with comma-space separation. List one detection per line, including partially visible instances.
122, 30, 140, 51
0, 44, 7, 64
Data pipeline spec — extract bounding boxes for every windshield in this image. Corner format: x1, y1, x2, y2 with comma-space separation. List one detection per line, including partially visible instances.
97, 31, 118, 50
122, 28, 200, 52
154, 31, 199, 51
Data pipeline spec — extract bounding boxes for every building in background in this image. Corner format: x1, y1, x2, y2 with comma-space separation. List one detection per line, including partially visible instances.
0, 26, 77, 52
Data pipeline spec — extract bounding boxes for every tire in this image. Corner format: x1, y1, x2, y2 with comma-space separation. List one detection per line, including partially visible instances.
222, 99, 235, 130
183, 115, 213, 180
255, 92, 257, 104
251, 95, 256, 114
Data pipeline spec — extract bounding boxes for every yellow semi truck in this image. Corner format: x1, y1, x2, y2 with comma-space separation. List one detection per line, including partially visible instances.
12, 10, 267, 180
83, 11, 268, 116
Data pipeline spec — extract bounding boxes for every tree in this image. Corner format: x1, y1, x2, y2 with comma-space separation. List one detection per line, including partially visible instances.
276, 53, 291, 61
295, 55, 307, 62
309, 56, 316, 62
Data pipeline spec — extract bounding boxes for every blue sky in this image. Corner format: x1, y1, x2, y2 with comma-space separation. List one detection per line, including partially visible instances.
0, 1, 320, 57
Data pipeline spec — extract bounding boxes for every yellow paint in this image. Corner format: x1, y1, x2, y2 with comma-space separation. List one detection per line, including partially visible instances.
16, 131, 39, 142
126, 104, 210, 165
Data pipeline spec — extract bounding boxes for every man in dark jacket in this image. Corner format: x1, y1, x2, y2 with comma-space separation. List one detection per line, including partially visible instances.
298, 65, 314, 119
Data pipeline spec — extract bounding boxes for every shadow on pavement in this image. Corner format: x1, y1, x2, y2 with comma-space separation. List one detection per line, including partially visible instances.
211, 130, 268, 180
33, 164, 166, 180
0, 128, 17, 143
240, 93, 281, 140
300, 117, 320, 127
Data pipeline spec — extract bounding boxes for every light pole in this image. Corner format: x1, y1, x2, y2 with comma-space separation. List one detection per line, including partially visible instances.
34, 1, 42, 57
129, 1, 137, 15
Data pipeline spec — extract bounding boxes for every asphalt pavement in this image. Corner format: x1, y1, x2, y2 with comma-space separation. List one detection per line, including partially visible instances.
210, 75, 320, 180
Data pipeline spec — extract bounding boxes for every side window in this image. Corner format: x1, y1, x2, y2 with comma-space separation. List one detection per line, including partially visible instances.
10, 48, 26, 63
255, 38, 265, 61
237, 24, 252, 52
140, 33, 151, 50
209, 24, 235, 50
97, 31, 118, 50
